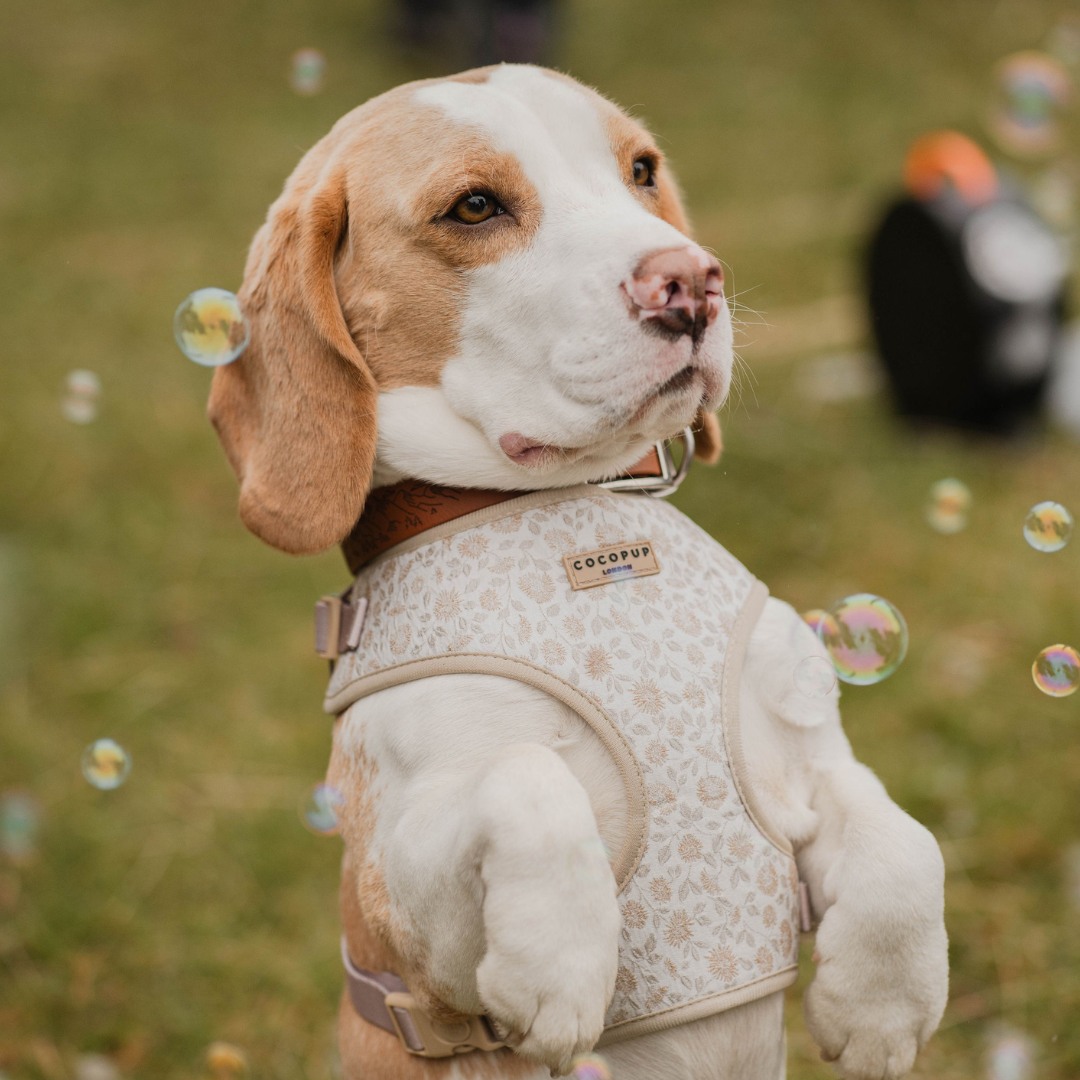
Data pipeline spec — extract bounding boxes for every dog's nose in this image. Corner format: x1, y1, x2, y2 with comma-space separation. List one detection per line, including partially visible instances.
623, 244, 724, 341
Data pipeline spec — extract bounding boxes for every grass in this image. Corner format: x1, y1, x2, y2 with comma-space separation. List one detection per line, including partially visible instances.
1, 0, 1079, 1075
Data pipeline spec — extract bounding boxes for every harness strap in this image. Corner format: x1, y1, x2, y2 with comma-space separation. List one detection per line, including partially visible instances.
341, 938, 507, 1058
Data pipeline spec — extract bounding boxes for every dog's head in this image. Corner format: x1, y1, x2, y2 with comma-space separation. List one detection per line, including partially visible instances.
209, 64, 732, 555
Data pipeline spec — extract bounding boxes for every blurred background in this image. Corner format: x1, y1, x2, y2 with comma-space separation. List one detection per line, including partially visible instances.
3, 0, 1080, 1077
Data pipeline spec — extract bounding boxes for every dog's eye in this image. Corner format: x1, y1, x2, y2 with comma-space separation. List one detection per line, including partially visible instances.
633, 158, 655, 188
450, 193, 503, 224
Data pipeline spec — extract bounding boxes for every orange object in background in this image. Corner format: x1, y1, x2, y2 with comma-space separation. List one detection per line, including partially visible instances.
902, 130, 999, 206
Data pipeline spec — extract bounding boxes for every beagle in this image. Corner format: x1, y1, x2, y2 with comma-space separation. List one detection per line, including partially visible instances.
208, 64, 948, 1080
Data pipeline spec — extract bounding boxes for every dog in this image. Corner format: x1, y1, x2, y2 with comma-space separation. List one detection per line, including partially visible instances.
207, 64, 948, 1080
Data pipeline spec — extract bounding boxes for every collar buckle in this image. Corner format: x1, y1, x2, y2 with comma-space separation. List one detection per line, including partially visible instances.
595, 426, 695, 498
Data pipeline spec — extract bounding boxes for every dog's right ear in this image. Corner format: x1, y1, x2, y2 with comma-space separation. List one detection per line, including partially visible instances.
208, 156, 377, 555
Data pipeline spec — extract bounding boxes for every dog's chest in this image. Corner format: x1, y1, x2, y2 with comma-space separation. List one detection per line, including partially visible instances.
326, 490, 801, 1037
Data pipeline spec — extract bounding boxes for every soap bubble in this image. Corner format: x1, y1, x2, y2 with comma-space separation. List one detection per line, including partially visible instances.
571, 1054, 611, 1080
817, 594, 908, 686
206, 1042, 249, 1080
1023, 501, 1073, 552
1048, 17, 1080, 69
290, 48, 326, 95
1064, 844, 1080, 909
1030, 165, 1077, 228
793, 655, 837, 698
986, 1028, 1034, 1080
1032, 644, 1080, 697
799, 352, 881, 403
300, 783, 345, 836
801, 609, 829, 635
75, 1055, 119, 1080
173, 288, 250, 367
0, 790, 39, 862
926, 478, 971, 534
990, 51, 1072, 158
81, 739, 131, 790
61, 369, 101, 424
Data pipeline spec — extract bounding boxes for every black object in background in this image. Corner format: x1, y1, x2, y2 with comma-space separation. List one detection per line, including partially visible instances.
867, 190, 1068, 434
395, 0, 557, 65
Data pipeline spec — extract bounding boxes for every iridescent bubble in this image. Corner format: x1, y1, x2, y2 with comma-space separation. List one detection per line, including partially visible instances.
1064, 843, 1080, 910
1032, 644, 1080, 697
81, 739, 131, 790
926, 478, 971, 535
990, 51, 1072, 158
173, 288, 250, 367
571, 1053, 612, 1080
986, 1028, 1034, 1080
290, 48, 326, 96
301, 783, 345, 836
800, 609, 829, 635
817, 594, 908, 686
1031, 165, 1077, 229
0, 790, 39, 862
1023, 501, 1073, 552
75, 1055, 119, 1080
793, 655, 837, 698
61, 369, 101, 424
1049, 16, 1080, 69
206, 1042, 249, 1080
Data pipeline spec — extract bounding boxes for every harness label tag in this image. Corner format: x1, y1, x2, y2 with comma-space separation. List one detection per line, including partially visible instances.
562, 540, 659, 590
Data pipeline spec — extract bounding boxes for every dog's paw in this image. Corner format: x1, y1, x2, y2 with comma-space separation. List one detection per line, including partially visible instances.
804, 908, 948, 1080
475, 850, 620, 1075
477, 926, 617, 1075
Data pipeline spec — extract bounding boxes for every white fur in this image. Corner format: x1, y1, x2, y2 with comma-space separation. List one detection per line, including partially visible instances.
338, 65, 947, 1079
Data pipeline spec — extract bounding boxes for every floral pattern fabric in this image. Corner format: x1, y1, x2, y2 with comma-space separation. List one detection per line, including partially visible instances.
326, 490, 800, 1030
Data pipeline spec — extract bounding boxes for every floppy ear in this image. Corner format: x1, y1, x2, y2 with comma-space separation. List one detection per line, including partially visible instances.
691, 410, 722, 465
207, 162, 378, 555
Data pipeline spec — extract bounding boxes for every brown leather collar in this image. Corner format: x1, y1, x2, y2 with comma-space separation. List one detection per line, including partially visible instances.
341, 447, 665, 574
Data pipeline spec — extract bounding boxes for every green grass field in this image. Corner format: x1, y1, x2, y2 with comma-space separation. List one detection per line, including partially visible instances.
2, 0, 1080, 1076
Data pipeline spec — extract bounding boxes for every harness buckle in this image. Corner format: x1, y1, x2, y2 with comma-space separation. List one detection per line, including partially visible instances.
315, 594, 368, 660
595, 426, 695, 498
383, 992, 507, 1058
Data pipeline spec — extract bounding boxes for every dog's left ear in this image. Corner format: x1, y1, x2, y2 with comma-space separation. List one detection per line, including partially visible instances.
651, 163, 723, 467
691, 410, 723, 465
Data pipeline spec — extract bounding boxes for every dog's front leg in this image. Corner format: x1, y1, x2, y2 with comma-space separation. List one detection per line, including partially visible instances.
798, 761, 948, 1080
470, 743, 621, 1073
366, 737, 621, 1075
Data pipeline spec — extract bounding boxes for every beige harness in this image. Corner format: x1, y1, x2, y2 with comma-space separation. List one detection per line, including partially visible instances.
318, 433, 807, 1058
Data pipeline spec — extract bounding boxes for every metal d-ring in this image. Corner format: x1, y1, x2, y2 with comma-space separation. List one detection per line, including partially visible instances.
595, 426, 696, 498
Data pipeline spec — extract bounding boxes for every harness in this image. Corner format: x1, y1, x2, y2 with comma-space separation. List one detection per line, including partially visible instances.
317, 430, 809, 1059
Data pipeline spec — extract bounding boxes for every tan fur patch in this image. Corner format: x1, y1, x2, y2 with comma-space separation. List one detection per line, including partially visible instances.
333, 106, 542, 391
602, 109, 691, 235
450, 66, 496, 85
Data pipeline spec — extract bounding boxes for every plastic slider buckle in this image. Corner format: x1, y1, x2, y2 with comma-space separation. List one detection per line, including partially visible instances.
315, 595, 368, 661
383, 992, 507, 1059
314, 595, 343, 660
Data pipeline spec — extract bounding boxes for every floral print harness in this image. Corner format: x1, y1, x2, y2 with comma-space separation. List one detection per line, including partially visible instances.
324, 486, 801, 1044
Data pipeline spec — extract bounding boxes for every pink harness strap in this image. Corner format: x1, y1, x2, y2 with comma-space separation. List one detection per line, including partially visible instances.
340, 938, 424, 1051
340, 938, 507, 1059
